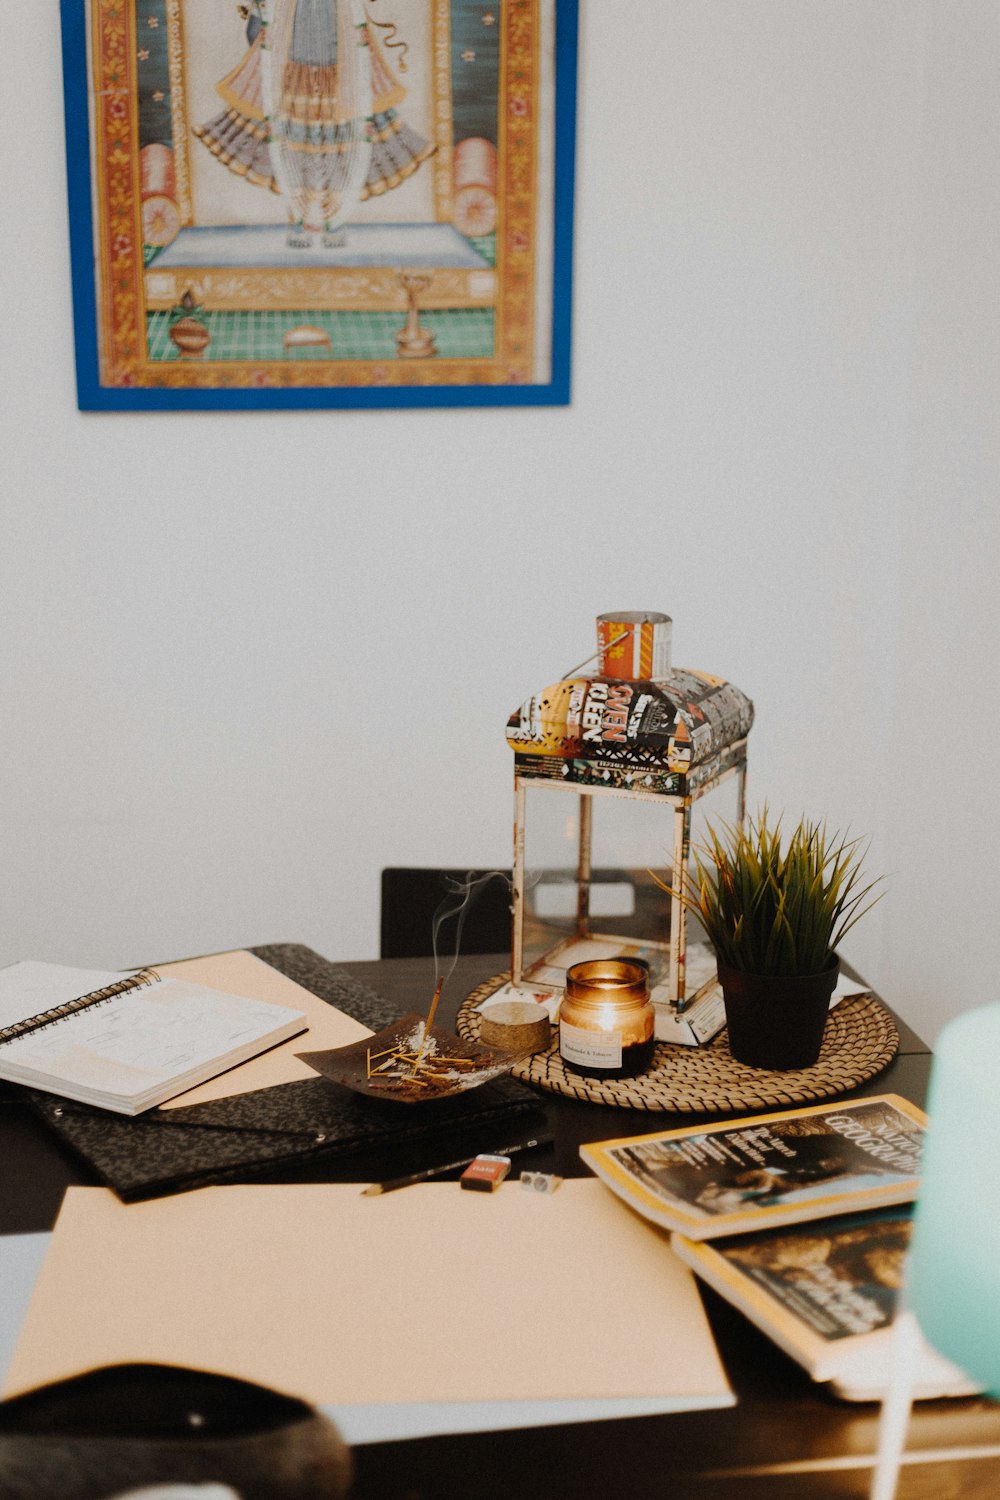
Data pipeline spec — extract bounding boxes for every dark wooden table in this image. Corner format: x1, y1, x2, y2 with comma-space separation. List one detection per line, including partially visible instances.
2, 947, 998, 1498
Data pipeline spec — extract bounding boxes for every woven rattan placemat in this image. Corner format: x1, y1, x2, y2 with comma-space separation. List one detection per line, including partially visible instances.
457, 974, 900, 1113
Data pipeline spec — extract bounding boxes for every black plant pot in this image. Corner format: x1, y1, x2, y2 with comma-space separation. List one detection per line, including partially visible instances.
717, 957, 840, 1070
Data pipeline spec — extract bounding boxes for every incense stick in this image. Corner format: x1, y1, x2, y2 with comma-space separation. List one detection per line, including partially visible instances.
412, 976, 443, 1073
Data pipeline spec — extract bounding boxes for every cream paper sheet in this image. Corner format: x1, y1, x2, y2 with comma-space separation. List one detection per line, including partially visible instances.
153, 949, 372, 1108
4, 1181, 733, 1414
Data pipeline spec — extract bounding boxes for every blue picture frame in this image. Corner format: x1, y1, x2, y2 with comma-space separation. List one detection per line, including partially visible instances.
61, 0, 577, 411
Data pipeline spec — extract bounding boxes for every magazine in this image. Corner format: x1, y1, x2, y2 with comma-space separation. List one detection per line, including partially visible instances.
580, 1095, 926, 1240
671, 1208, 980, 1401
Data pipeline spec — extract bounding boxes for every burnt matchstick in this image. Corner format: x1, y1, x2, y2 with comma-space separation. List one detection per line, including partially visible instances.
363, 981, 487, 1094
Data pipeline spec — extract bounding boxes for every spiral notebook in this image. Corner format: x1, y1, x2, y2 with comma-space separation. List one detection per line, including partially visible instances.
0, 961, 307, 1115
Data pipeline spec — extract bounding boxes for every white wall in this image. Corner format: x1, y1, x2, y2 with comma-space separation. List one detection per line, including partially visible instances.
2, 2, 997, 1043
880, 2, 1000, 1041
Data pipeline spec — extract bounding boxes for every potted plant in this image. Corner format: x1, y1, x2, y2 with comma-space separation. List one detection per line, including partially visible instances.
657, 809, 883, 1069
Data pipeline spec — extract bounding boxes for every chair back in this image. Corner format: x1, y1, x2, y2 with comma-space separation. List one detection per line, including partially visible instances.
379, 868, 512, 960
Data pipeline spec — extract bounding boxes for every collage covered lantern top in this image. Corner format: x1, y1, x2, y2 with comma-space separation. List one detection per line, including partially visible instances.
504, 614, 755, 1046
507, 614, 753, 795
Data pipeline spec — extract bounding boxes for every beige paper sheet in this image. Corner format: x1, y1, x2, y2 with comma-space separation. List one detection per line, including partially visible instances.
4, 1182, 732, 1410
153, 949, 372, 1108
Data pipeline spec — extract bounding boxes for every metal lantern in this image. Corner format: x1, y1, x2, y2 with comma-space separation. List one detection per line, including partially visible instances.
505, 614, 754, 1046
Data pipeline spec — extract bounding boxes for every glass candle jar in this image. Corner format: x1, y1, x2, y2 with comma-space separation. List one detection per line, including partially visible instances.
559, 959, 655, 1079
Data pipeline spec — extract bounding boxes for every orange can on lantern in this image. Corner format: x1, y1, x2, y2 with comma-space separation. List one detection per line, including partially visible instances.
596, 612, 672, 681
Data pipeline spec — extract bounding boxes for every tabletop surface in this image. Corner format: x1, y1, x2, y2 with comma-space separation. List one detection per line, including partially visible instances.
2, 945, 998, 1500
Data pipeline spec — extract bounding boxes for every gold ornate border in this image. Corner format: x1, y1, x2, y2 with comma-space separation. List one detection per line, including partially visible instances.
430, 0, 454, 224
166, 0, 193, 225
91, 0, 543, 390
91, 0, 143, 384
495, 0, 538, 383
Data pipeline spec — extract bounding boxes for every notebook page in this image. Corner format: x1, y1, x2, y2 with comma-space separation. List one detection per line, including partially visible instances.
0, 982, 303, 1100
155, 950, 373, 1107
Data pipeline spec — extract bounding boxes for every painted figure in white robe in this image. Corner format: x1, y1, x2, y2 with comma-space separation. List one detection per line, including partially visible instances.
193, 1, 434, 241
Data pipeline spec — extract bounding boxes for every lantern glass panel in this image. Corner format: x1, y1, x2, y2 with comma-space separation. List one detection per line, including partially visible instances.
517, 772, 743, 1006
518, 783, 584, 982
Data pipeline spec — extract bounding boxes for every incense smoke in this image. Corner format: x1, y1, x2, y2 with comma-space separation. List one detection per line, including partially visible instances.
431, 870, 513, 992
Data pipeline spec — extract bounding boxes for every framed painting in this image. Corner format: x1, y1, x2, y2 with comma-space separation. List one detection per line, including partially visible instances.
61, 0, 577, 410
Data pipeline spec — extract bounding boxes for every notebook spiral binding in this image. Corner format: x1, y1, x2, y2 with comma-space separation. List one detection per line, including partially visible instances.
0, 967, 161, 1047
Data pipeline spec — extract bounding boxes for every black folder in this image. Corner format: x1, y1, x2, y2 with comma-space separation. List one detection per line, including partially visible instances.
26, 946, 548, 1202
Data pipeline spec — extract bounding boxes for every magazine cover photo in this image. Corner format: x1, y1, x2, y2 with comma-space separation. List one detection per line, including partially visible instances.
671, 1207, 982, 1399
582, 1096, 926, 1239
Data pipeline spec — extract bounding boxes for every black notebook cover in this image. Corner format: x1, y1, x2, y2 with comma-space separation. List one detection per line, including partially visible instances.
26, 948, 548, 1202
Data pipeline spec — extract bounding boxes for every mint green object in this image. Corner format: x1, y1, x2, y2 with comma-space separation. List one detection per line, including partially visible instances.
908, 1003, 1000, 1395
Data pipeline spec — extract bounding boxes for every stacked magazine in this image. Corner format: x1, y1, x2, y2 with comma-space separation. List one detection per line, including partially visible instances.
581, 1095, 979, 1401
